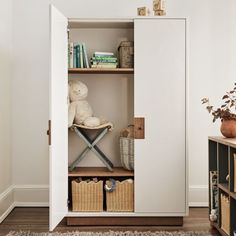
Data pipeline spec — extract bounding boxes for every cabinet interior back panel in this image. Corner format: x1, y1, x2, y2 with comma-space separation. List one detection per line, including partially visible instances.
68, 28, 134, 167
69, 28, 134, 62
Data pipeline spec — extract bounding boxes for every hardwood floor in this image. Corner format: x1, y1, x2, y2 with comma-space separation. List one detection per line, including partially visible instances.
0, 207, 220, 236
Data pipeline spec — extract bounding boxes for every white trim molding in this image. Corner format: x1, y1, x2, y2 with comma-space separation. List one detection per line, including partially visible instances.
0, 185, 49, 223
0, 185, 13, 201
13, 185, 49, 206
0, 185, 14, 223
0, 203, 15, 223
189, 185, 208, 207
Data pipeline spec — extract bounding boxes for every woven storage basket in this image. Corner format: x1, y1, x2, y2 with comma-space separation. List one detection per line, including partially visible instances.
106, 179, 134, 212
221, 194, 230, 235
72, 180, 103, 212
118, 41, 134, 68
234, 154, 236, 192
120, 137, 134, 170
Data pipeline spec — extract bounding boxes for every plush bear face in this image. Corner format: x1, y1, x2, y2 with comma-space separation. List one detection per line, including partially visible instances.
69, 81, 88, 102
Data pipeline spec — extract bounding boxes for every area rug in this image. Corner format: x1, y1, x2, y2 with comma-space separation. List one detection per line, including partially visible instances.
6, 231, 213, 236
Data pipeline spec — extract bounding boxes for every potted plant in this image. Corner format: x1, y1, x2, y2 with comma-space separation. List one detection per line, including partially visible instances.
202, 83, 236, 138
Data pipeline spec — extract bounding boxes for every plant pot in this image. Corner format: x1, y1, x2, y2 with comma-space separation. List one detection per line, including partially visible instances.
220, 119, 236, 138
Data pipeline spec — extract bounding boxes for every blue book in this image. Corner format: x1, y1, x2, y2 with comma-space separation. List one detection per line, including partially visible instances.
73, 46, 77, 68
82, 43, 89, 68
76, 44, 81, 68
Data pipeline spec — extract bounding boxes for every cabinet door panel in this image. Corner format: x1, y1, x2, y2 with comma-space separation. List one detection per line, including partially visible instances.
134, 19, 186, 213
49, 5, 68, 231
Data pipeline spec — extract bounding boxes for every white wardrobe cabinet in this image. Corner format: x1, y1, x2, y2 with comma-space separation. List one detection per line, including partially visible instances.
49, 5, 188, 231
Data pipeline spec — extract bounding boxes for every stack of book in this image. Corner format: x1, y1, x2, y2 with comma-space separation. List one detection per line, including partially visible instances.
90, 52, 118, 69
68, 42, 89, 68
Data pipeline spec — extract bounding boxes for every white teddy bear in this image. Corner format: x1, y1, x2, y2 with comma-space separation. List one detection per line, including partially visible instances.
68, 80, 101, 128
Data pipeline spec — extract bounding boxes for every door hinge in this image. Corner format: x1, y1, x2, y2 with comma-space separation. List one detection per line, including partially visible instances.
47, 120, 51, 145
67, 199, 70, 207
67, 28, 70, 40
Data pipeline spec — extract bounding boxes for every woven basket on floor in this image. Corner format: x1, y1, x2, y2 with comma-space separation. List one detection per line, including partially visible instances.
106, 179, 134, 212
221, 194, 230, 235
72, 180, 103, 212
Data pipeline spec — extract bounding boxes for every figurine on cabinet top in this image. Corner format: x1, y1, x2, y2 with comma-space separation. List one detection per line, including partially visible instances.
153, 0, 166, 16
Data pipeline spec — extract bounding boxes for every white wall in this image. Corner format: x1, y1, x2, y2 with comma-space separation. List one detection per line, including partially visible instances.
0, 0, 14, 222
11, 0, 236, 206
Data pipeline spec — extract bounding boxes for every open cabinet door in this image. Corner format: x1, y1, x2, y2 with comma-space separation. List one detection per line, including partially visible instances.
49, 5, 68, 231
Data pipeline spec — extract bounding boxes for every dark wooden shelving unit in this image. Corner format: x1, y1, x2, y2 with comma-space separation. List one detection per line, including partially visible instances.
68, 68, 134, 74
209, 136, 236, 236
68, 167, 134, 177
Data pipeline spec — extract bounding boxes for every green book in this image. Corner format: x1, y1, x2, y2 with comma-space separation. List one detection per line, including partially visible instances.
73, 45, 77, 68
91, 57, 117, 63
80, 44, 83, 68
76, 44, 81, 68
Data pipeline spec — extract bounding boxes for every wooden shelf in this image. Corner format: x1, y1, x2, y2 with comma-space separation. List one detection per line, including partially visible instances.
218, 183, 230, 194
68, 68, 134, 74
68, 167, 134, 177
218, 183, 236, 200
209, 136, 236, 148
231, 192, 236, 200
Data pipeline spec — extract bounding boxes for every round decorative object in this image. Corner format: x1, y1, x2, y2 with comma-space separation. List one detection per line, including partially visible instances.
210, 209, 217, 222
220, 119, 236, 138
104, 178, 116, 192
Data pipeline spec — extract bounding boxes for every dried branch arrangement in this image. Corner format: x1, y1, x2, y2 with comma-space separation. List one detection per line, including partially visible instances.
201, 83, 236, 122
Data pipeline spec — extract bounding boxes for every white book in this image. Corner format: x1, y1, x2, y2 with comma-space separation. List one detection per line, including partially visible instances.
94, 52, 114, 56
69, 42, 73, 68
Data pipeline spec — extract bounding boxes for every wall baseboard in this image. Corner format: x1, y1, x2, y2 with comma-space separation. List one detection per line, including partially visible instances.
14, 202, 49, 207
189, 185, 208, 207
12, 185, 208, 207
0, 184, 208, 223
13, 185, 49, 205
0, 202, 15, 223
0, 184, 49, 223
0, 186, 14, 223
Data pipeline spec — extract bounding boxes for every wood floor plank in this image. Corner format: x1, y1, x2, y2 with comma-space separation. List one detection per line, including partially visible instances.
0, 208, 220, 235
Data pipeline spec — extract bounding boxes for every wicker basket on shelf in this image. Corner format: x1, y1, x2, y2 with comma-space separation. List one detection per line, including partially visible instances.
120, 125, 134, 171
221, 194, 230, 235
72, 180, 103, 212
106, 179, 134, 212
120, 137, 134, 170
118, 41, 134, 68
